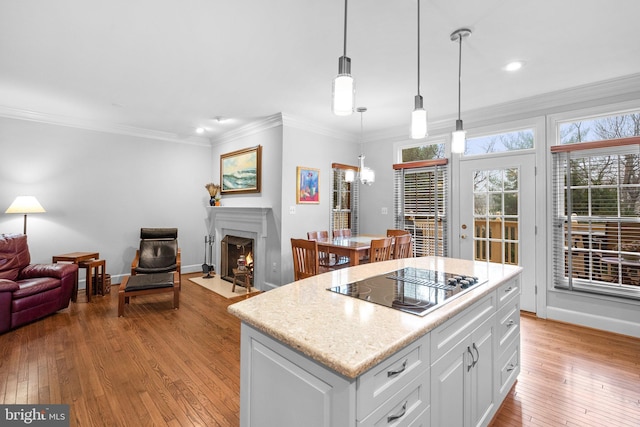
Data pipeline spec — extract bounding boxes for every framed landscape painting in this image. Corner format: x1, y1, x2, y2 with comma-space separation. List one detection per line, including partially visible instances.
220, 145, 262, 194
296, 166, 320, 204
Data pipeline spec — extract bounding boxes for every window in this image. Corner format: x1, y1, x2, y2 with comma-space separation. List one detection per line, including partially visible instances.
331, 164, 359, 235
560, 111, 640, 144
400, 142, 445, 162
465, 129, 534, 156
552, 137, 640, 300
393, 160, 448, 257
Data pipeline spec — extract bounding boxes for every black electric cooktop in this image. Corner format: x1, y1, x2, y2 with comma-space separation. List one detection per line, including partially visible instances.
327, 267, 487, 316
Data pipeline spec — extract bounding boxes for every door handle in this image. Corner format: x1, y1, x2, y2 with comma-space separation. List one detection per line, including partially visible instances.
461, 234, 468, 239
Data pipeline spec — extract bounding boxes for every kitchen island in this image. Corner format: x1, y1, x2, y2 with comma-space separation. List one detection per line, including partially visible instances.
228, 256, 522, 427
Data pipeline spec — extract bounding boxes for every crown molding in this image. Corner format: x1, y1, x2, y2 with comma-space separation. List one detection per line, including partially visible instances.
0, 105, 211, 146
373, 73, 640, 144
210, 113, 284, 144
281, 113, 353, 142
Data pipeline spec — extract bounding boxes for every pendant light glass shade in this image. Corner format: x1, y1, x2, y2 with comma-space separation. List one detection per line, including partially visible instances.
344, 168, 356, 183
411, 95, 427, 139
451, 120, 466, 154
332, 0, 354, 116
332, 57, 355, 116
450, 28, 471, 154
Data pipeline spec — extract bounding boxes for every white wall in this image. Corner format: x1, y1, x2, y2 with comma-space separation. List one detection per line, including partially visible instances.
0, 117, 211, 285
280, 123, 359, 285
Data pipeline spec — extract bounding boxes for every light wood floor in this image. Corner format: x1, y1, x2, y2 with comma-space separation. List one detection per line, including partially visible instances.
1, 272, 639, 426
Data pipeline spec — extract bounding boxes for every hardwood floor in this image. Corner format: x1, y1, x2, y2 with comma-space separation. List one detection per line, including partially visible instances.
1, 272, 639, 426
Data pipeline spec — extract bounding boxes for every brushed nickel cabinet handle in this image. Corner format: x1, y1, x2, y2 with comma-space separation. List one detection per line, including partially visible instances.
387, 359, 407, 378
387, 402, 407, 423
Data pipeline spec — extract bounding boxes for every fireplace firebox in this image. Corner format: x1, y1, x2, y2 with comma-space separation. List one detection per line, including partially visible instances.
221, 235, 254, 286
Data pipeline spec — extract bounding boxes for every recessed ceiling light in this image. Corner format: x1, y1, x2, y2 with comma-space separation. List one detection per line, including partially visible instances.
213, 116, 228, 123
196, 127, 205, 134
504, 61, 524, 72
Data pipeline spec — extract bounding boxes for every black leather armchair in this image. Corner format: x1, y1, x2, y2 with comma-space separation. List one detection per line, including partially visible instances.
131, 228, 181, 285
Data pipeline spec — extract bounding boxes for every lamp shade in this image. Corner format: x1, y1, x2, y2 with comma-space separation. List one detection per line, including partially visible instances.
332, 73, 355, 116
451, 129, 467, 154
5, 196, 46, 214
344, 169, 356, 183
411, 108, 428, 139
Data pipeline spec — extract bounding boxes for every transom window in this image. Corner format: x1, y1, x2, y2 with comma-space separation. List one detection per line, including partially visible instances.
400, 141, 445, 162
465, 129, 534, 156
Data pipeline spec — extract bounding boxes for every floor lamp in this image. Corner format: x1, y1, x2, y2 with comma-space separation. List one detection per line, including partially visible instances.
5, 196, 46, 234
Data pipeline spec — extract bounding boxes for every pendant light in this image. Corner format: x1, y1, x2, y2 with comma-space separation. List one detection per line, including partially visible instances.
450, 28, 471, 154
410, 0, 427, 139
332, 0, 355, 116
357, 107, 375, 185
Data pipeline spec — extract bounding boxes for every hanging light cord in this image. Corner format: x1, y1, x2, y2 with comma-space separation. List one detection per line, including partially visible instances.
360, 109, 364, 155
342, 0, 348, 57
457, 34, 462, 121
417, 0, 421, 96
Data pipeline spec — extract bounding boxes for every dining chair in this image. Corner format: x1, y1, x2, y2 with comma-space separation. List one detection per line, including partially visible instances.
369, 237, 393, 263
333, 229, 352, 238
307, 231, 349, 270
291, 238, 320, 280
386, 229, 408, 237
392, 234, 413, 259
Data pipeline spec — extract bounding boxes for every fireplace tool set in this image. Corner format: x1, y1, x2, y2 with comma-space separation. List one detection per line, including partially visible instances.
202, 235, 215, 278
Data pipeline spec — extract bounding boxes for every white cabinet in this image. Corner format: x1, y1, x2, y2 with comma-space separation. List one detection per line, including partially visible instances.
240, 323, 355, 427
430, 314, 495, 427
237, 273, 521, 427
240, 323, 430, 427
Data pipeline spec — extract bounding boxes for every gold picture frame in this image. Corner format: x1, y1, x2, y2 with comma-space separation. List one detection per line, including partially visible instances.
296, 166, 320, 204
220, 145, 262, 194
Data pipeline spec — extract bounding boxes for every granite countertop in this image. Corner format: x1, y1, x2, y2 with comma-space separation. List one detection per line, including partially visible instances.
228, 256, 522, 379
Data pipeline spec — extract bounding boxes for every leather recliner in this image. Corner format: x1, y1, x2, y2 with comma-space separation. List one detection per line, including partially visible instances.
0, 233, 78, 334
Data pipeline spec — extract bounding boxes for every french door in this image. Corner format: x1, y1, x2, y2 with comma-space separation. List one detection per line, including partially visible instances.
459, 154, 537, 312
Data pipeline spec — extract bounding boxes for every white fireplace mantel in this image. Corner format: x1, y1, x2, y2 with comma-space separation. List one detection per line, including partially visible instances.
206, 206, 272, 291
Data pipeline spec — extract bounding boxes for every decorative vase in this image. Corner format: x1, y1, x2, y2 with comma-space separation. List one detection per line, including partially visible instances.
209, 196, 215, 206
215, 200, 221, 206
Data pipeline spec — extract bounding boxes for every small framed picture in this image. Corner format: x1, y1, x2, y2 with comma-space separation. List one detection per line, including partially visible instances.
296, 167, 320, 204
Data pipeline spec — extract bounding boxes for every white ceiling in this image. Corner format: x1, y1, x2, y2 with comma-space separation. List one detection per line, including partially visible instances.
1, 0, 639, 142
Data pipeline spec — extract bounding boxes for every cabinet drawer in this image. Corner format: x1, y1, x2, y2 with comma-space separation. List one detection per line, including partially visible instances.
358, 369, 430, 427
357, 334, 429, 420
497, 299, 520, 356
430, 292, 495, 363
497, 277, 520, 309
497, 341, 520, 399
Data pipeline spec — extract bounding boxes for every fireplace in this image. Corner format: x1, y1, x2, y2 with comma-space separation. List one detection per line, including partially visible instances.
206, 207, 271, 291
221, 235, 254, 286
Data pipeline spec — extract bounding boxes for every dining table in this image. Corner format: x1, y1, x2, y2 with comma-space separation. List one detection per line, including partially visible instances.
315, 234, 383, 266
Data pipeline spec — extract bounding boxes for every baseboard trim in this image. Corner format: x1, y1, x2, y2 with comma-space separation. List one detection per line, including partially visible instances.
546, 306, 640, 338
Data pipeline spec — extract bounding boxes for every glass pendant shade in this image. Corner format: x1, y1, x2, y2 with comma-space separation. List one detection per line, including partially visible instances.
332, 73, 355, 116
411, 109, 427, 139
451, 119, 466, 154
360, 167, 375, 186
332, 56, 354, 115
344, 169, 355, 183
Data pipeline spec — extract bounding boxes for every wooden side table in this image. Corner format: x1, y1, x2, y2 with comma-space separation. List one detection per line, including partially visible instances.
52, 252, 100, 302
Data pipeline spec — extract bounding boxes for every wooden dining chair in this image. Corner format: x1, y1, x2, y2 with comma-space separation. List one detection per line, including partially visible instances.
386, 229, 408, 237
291, 238, 320, 280
369, 237, 393, 263
392, 234, 413, 259
333, 229, 352, 238
307, 231, 348, 270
